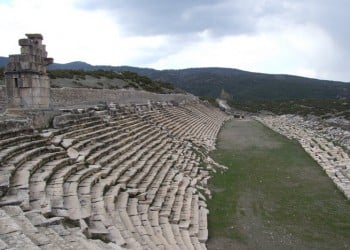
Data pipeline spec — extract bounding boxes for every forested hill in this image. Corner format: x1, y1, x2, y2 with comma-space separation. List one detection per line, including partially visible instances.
1, 56, 350, 100
127, 67, 350, 100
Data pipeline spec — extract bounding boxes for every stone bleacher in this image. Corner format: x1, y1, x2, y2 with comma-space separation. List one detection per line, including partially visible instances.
0, 101, 229, 249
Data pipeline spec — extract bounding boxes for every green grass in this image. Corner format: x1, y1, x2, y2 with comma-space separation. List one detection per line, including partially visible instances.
207, 119, 350, 249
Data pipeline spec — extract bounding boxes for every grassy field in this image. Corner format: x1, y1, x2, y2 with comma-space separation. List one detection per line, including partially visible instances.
207, 118, 350, 250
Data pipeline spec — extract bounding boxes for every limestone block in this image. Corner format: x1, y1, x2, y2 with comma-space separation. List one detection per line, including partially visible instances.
20, 96, 33, 107
5, 62, 17, 72
32, 55, 40, 63
39, 77, 50, 88
20, 76, 32, 88
20, 46, 33, 55
0, 210, 21, 234
32, 97, 49, 108
32, 87, 49, 97
36, 64, 43, 73
23, 54, 34, 61
30, 77, 40, 88
52, 136, 62, 145
19, 87, 33, 96
18, 38, 33, 46
41, 130, 54, 138
29, 63, 39, 72
67, 148, 79, 160
77, 155, 85, 162
19, 61, 30, 71
61, 139, 74, 149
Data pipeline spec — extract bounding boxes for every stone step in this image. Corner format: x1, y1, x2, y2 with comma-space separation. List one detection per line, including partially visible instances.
1, 206, 58, 249
0, 208, 40, 249
29, 157, 72, 212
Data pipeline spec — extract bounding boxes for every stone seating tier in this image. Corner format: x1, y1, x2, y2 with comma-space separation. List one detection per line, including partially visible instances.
0, 101, 228, 249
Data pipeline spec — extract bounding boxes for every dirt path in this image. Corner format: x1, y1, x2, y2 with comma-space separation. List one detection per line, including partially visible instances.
207, 118, 350, 250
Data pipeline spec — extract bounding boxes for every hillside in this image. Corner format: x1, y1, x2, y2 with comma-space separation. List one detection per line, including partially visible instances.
1, 57, 350, 100
49, 62, 350, 100
47, 69, 179, 94
0, 65, 180, 94
147, 68, 350, 100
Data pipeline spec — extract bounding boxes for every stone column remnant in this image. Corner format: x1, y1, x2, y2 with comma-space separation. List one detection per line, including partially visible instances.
4, 33, 53, 108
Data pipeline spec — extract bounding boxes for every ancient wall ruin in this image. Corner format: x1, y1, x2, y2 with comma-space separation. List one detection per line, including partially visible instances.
50, 87, 197, 107
0, 86, 7, 113
4, 34, 53, 109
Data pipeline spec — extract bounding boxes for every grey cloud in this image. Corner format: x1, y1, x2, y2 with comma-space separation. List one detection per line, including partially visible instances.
287, 0, 350, 80
77, 0, 350, 46
78, 0, 286, 36
78, 0, 350, 80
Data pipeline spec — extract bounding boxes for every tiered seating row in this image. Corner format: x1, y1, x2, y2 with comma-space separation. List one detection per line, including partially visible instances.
0, 101, 228, 249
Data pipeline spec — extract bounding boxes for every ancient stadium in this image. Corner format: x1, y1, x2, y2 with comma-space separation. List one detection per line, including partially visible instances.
1, 34, 350, 249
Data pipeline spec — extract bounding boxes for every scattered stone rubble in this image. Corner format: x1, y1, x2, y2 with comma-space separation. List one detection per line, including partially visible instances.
257, 114, 350, 199
0, 101, 229, 249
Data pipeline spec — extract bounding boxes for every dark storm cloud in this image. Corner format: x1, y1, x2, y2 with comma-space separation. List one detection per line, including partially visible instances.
78, 0, 291, 36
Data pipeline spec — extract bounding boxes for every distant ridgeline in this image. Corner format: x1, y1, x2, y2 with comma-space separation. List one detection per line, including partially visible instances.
1, 57, 350, 100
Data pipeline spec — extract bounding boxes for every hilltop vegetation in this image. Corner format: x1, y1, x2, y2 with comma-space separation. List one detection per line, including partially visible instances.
229, 99, 350, 119
48, 69, 177, 94
138, 68, 350, 100
49, 63, 350, 100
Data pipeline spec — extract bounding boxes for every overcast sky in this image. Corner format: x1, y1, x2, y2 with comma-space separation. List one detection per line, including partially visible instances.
0, 0, 349, 81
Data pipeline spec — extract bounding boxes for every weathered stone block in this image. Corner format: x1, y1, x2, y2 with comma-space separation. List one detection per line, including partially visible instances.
21, 95, 33, 107
20, 87, 33, 96
20, 61, 30, 70
32, 96, 49, 107
20, 76, 32, 88
21, 46, 33, 55
18, 38, 33, 46
32, 87, 49, 97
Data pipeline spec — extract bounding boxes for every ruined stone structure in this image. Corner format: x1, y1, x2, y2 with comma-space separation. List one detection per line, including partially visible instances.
0, 102, 229, 249
4, 34, 53, 109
